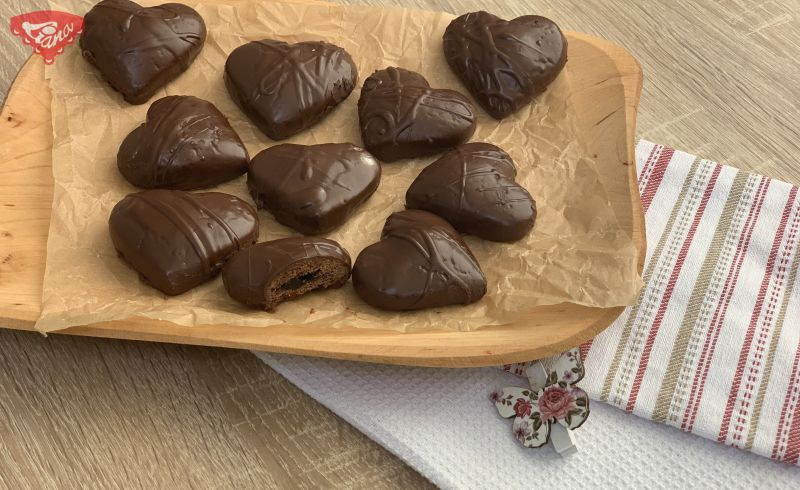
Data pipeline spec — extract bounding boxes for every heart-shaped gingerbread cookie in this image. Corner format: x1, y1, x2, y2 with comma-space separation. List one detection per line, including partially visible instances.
352, 210, 486, 310
248, 143, 381, 235
109, 190, 259, 295
223, 237, 352, 311
225, 40, 358, 140
80, 0, 206, 105
117, 96, 249, 190
406, 143, 536, 242
443, 11, 567, 119
357, 67, 476, 162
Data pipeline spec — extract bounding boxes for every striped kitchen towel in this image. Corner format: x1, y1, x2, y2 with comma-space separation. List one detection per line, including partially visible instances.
580, 140, 800, 463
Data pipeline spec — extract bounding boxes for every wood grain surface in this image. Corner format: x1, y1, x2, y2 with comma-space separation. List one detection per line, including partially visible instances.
1, 0, 798, 488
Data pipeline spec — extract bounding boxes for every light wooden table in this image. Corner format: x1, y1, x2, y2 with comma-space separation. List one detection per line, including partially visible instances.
1, 0, 798, 488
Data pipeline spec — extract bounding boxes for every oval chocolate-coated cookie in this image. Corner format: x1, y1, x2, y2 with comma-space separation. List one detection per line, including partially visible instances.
224, 40, 357, 140
80, 0, 207, 105
222, 237, 351, 311
118, 96, 249, 190
406, 142, 536, 242
109, 190, 259, 295
352, 210, 486, 310
248, 143, 381, 235
357, 67, 476, 162
443, 11, 567, 119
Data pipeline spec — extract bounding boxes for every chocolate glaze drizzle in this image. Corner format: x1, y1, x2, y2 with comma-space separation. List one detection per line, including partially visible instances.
358, 67, 476, 162
80, 0, 206, 105
352, 209, 486, 310
118, 95, 249, 190
248, 143, 381, 235
109, 190, 258, 295
442, 11, 567, 119
406, 142, 536, 242
224, 40, 357, 140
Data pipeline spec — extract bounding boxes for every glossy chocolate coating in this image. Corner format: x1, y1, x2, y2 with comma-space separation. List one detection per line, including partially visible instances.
406, 143, 536, 242
117, 96, 249, 190
222, 237, 351, 310
224, 40, 357, 140
352, 210, 486, 310
109, 190, 258, 295
80, 0, 206, 105
248, 143, 381, 235
357, 67, 476, 162
443, 11, 567, 119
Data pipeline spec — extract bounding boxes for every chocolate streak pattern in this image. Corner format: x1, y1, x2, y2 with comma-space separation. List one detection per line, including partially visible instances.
352, 210, 486, 310
117, 95, 249, 190
248, 143, 381, 235
80, 0, 207, 105
224, 40, 357, 140
358, 67, 476, 162
109, 190, 258, 295
406, 143, 536, 242
383, 212, 481, 303
442, 11, 567, 119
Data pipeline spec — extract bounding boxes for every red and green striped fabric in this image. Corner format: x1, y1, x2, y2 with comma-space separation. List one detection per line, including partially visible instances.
581, 140, 800, 464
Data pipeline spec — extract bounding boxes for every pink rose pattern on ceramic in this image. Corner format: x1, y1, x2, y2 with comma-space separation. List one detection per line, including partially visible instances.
493, 348, 590, 448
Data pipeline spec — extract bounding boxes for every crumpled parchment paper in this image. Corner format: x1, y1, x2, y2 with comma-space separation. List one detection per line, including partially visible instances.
36, 0, 642, 332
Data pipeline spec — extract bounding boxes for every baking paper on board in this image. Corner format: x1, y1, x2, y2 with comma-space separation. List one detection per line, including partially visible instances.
36, 0, 642, 332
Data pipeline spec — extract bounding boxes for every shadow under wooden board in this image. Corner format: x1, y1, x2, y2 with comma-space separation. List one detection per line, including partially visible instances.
0, 26, 645, 367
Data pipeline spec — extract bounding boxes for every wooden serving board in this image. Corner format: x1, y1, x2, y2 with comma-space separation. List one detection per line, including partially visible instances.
0, 22, 645, 367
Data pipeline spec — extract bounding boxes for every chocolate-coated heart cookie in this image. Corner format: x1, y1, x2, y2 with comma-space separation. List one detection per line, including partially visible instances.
357, 67, 476, 162
352, 210, 486, 310
248, 143, 381, 235
443, 11, 567, 119
223, 237, 352, 311
117, 96, 249, 190
406, 143, 536, 242
109, 190, 259, 295
80, 0, 206, 105
225, 40, 358, 140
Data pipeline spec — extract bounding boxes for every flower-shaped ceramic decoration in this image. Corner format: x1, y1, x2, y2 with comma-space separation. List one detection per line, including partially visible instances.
491, 349, 589, 449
